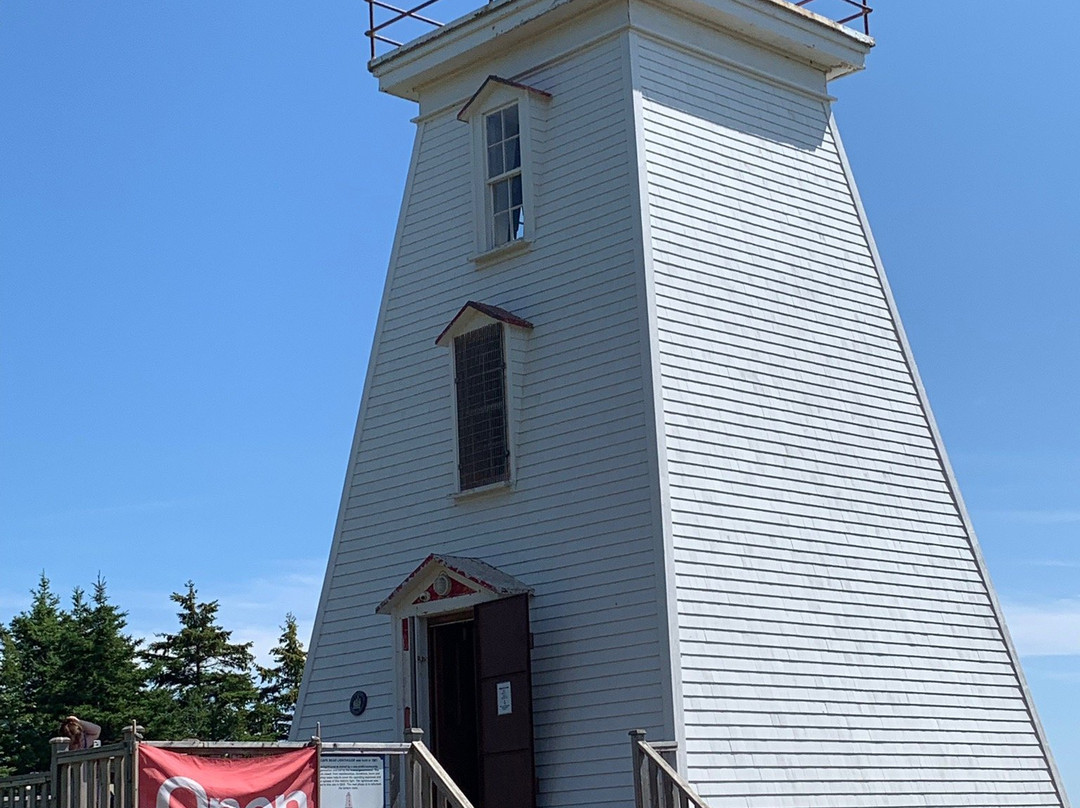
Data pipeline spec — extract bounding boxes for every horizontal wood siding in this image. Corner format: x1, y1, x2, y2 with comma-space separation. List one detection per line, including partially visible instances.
635, 33, 1063, 808
296, 34, 664, 808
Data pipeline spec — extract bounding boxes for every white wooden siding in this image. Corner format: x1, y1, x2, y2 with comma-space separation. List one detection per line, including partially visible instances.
635, 32, 1065, 808
294, 34, 668, 808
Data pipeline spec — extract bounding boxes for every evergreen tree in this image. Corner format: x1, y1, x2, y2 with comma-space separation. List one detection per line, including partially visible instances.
254, 613, 307, 739
61, 577, 147, 741
0, 575, 150, 775
2, 575, 68, 773
0, 627, 28, 777
143, 582, 259, 741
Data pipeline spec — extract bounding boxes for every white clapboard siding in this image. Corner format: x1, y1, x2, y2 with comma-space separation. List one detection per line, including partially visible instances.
294, 34, 669, 808
634, 30, 1063, 808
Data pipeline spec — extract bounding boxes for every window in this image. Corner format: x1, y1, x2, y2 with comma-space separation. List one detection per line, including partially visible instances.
458, 76, 550, 260
436, 301, 532, 494
454, 323, 509, 490
484, 105, 523, 248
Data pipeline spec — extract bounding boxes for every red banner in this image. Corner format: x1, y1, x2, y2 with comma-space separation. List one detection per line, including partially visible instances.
139, 746, 318, 808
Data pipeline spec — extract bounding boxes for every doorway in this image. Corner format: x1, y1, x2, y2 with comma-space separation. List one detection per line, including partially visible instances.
428, 616, 480, 805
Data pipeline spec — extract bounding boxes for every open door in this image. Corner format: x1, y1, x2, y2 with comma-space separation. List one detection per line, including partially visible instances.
475, 594, 535, 808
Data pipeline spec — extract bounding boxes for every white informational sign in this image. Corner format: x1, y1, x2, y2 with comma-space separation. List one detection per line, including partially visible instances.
320, 755, 386, 808
497, 681, 512, 716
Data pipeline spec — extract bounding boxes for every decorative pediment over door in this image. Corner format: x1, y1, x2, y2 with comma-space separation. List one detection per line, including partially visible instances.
375, 554, 532, 617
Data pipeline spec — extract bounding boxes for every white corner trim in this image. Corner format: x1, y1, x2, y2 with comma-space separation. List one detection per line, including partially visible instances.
625, 27, 687, 774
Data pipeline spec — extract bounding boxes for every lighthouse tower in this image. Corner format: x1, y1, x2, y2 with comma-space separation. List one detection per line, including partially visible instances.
293, 1, 1071, 807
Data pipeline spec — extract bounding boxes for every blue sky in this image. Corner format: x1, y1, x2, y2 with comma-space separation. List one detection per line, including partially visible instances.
1, 0, 1077, 797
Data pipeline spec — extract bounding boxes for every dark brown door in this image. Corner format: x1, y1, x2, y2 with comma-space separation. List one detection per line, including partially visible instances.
428, 619, 480, 805
475, 594, 535, 808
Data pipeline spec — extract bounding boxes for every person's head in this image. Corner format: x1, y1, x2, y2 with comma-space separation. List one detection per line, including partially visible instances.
59, 717, 83, 749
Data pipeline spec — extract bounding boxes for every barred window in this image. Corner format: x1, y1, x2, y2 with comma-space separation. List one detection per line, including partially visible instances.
454, 324, 509, 490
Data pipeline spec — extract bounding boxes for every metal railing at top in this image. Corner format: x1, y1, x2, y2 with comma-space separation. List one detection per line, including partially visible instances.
795, 0, 872, 36
365, 0, 872, 60
366, 0, 445, 60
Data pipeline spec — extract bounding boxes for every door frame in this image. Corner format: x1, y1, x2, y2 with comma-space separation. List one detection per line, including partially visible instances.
376, 555, 532, 742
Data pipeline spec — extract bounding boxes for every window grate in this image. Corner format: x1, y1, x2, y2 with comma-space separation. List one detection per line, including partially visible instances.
455, 324, 509, 490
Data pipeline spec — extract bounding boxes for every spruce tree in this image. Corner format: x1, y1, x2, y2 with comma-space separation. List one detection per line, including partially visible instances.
61, 577, 146, 741
143, 582, 259, 741
3, 575, 67, 773
254, 613, 307, 739
0, 627, 29, 776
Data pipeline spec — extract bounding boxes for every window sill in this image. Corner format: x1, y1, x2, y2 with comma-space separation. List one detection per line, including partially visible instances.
470, 238, 531, 267
451, 480, 514, 502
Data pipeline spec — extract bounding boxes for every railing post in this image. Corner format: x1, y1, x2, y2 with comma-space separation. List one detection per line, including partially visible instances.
49, 738, 69, 808
404, 729, 424, 808
122, 724, 143, 808
629, 730, 647, 808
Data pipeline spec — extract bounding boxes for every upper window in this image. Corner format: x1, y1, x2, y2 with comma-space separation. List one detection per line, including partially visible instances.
485, 105, 524, 248
458, 76, 550, 261
454, 323, 509, 490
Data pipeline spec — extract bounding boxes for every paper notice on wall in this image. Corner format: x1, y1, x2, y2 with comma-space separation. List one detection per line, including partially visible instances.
497, 681, 512, 715
320, 755, 386, 808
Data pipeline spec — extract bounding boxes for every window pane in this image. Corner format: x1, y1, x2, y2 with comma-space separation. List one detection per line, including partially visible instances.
510, 174, 522, 207
505, 136, 521, 172
485, 111, 502, 147
487, 144, 503, 178
492, 179, 509, 213
504, 104, 519, 138
493, 212, 511, 246
512, 206, 524, 240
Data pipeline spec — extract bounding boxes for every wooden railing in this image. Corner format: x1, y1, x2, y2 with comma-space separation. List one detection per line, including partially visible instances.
0, 772, 51, 808
53, 742, 131, 808
403, 730, 473, 808
0, 728, 471, 808
630, 730, 710, 808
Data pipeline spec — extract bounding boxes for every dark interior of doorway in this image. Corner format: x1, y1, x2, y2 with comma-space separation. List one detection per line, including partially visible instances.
428, 617, 480, 806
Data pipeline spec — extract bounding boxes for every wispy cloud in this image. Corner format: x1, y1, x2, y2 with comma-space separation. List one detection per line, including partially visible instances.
991, 510, 1080, 525
127, 559, 325, 667
20, 499, 191, 527
217, 561, 324, 666
1001, 599, 1080, 657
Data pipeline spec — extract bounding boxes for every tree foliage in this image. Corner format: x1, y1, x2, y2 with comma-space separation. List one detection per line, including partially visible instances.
142, 582, 259, 742
255, 613, 307, 739
0, 576, 305, 775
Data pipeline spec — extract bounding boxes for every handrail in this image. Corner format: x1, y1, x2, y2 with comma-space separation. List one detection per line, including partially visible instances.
630, 730, 710, 808
404, 729, 474, 808
0, 772, 50, 808
794, 0, 872, 36
364, 0, 873, 60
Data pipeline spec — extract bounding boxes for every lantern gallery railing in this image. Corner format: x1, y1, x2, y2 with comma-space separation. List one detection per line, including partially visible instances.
794, 0, 872, 35
364, 0, 873, 59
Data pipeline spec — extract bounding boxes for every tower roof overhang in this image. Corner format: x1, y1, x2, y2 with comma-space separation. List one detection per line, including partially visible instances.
370, 0, 873, 102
